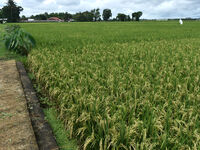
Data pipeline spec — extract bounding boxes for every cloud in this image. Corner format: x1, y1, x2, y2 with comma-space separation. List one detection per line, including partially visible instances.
0, 0, 7, 7
0, 0, 200, 18
56, 0, 80, 6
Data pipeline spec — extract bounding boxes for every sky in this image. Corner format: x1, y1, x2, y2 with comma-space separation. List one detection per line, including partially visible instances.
0, 0, 200, 19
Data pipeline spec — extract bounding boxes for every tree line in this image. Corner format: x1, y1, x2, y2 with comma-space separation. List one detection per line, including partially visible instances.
0, 0, 143, 22
25, 8, 142, 22
26, 9, 143, 22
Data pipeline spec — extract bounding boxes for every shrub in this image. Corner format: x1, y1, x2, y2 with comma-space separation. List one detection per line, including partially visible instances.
4, 25, 36, 56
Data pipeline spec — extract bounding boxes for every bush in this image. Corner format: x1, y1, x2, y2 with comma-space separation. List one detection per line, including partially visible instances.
4, 25, 36, 56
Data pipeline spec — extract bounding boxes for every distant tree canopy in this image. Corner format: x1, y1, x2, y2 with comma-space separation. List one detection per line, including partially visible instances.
21, 8, 143, 22
73, 9, 101, 22
32, 14, 47, 20
116, 13, 131, 21
21, 15, 26, 20
127, 15, 131, 21
73, 11, 94, 22
29, 12, 73, 21
132, 11, 143, 21
28, 9, 101, 22
1, 0, 23, 22
91, 8, 101, 21
0, 9, 3, 18
103, 9, 112, 21
64, 12, 73, 21
117, 13, 126, 21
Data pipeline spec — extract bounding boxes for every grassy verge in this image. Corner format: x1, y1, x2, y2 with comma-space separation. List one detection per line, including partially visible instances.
44, 108, 78, 150
0, 41, 27, 63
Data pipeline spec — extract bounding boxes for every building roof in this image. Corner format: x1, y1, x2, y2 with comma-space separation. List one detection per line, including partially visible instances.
48, 17, 61, 21
0, 18, 7, 21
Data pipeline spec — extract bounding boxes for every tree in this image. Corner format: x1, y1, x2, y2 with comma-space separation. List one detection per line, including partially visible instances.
44, 12, 49, 19
21, 15, 26, 20
103, 9, 112, 21
0, 9, 3, 18
73, 11, 93, 22
57, 12, 65, 20
132, 11, 143, 21
132, 12, 137, 21
29, 12, 73, 21
136, 11, 143, 21
73, 12, 83, 21
116, 14, 131, 21
30, 15, 34, 19
64, 12, 72, 21
91, 8, 101, 21
126, 15, 131, 21
34, 14, 47, 20
117, 13, 127, 21
83, 11, 93, 21
1, 0, 23, 22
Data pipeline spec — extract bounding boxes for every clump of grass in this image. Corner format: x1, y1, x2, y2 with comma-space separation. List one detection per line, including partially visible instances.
44, 108, 78, 150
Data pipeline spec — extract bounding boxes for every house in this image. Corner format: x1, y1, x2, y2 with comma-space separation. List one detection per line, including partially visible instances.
28, 19, 35, 22
0, 18, 7, 24
68, 19, 75, 22
48, 17, 62, 22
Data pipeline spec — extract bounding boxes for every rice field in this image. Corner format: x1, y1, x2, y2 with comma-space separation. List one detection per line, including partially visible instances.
21, 21, 200, 149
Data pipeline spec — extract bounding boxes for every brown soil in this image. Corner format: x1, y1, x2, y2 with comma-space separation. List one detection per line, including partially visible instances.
0, 60, 38, 150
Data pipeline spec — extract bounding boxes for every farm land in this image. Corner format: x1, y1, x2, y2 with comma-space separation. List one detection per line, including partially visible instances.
3, 21, 200, 149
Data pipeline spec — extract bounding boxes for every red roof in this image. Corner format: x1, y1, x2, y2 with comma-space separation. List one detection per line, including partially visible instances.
48, 17, 61, 21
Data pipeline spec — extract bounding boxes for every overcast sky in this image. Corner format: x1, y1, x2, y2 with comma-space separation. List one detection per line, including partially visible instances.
1, 0, 200, 19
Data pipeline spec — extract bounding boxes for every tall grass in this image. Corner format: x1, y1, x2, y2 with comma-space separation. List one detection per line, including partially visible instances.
24, 21, 200, 149
0, 25, 6, 58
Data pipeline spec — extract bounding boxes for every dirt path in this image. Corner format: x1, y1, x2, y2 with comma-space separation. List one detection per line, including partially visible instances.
0, 60, 38, 150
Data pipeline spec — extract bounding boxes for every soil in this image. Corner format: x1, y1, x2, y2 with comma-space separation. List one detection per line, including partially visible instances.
0, 60, 38, 150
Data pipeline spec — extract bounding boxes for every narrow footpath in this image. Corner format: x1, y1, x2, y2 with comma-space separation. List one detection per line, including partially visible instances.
0, 60, 38, 150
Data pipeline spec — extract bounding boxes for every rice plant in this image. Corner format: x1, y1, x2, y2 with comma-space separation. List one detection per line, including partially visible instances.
22, 21, 200, 149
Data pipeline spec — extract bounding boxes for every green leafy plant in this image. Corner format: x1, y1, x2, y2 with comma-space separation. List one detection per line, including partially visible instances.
4, 25, 36, 56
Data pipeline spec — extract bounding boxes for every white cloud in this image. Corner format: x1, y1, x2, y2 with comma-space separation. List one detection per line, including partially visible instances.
1, 0, 200, 18
56, 0, 80, 6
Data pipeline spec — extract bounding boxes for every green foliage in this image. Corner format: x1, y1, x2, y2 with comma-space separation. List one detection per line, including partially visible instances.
73, 11, 94, 22
4, 25, 36, 56
132, 11, 143, 21
117, 13, 128, 21
30, 12, 73, 21
103, 9, 112, 21
63, 12, 73, 21
0, 9, 3, 18
91, 8, 101, 21
21, 21, 200, 149
73, 9, 101, 22
1, 0, 23, 22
